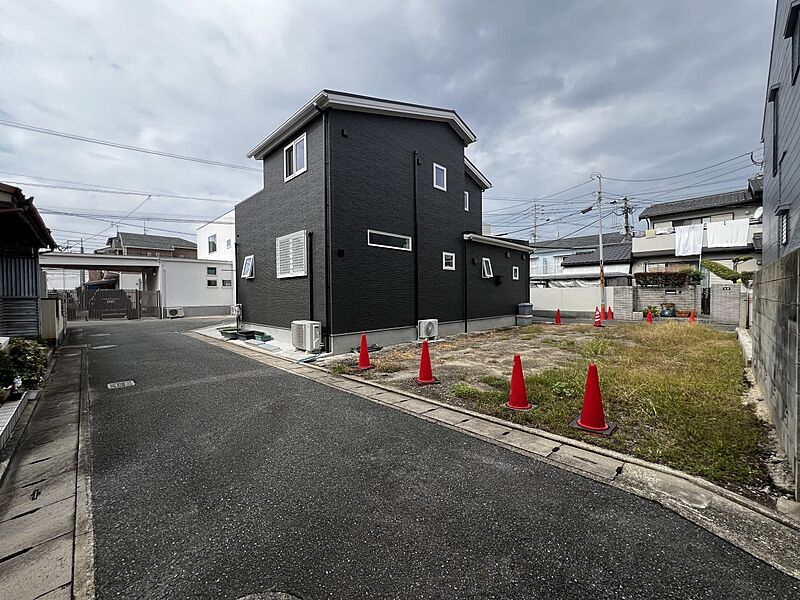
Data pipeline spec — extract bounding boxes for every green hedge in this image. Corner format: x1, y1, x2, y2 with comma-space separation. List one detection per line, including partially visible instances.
634, 271, 689, 287
701, 260, 753, 284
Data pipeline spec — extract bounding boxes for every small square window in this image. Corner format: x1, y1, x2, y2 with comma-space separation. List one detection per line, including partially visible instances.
433, 163, 447, 191
464, 191, 469, 211
284, 132, 308, 181
512, 266, 520, 280
481, 257, 493, 278
241, 255, 255, 279
222, 279, 232, 287
207, 267, 217, 276
207, 279, 218, 287
208, 234, 217, 254
226, 238, 232, 249
442, 252, 456, 270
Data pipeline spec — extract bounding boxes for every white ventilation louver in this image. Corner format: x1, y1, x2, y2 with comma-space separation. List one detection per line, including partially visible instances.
417, 319, 438, 340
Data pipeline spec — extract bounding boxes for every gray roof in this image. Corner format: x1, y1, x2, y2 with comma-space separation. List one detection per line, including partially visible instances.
113, 232, 196, 251
748, 174, 763, 196
638, 189, 758, 221
530, 232, 628, 250
560, 242, 632, 267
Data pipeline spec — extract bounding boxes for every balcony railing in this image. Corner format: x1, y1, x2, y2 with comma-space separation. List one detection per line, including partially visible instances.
632, 220, 762, 255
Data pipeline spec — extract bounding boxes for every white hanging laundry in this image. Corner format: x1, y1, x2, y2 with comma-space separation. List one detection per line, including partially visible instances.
706, 218, 750, 248
674, 224, 704, 256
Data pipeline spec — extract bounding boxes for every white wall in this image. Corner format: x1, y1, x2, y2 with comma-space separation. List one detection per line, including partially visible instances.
159, 258, 234, 309
119, 272, 143, 289
530, 287, 615, 312
197, 209, 235, 262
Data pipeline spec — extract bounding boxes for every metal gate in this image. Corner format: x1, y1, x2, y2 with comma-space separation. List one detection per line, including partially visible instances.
701, 287, 711, 315
81, 289, 161, 320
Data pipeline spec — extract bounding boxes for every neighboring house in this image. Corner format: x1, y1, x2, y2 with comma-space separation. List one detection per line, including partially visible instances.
530, 233, 631, 286
631, 177, 763, 283
0, 182, 58, 338
236, 90, 530, 354
197, 209, 236, 262
752, 0, 800, 498
90, 232, 198, 288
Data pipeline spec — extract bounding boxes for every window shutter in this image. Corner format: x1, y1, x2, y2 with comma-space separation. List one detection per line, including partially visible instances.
276, 230, 307, 278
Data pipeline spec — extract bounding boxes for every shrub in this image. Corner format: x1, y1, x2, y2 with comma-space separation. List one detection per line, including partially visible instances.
701, 260, 753, 284
642, 305, 661, 317
634, 271, 689, 287
0, 339, 47, 388
685, 268, 703, 286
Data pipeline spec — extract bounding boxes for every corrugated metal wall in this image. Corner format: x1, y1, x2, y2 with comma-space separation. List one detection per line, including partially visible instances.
0, 255, 41, 337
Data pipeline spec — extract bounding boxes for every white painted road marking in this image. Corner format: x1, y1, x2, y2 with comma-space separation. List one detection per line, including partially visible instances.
107, 380, 135, 389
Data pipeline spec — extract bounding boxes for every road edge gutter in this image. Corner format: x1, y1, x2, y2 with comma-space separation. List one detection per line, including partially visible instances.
188, 330, 800, 580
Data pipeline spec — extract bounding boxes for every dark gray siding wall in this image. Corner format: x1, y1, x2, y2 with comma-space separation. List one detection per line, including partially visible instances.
235, 115, 327, 329
327, 110, 485, 334
466, 242, 530, 319
764, 0, 800, 264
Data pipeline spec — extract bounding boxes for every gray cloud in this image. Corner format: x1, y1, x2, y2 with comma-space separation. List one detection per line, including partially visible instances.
0, 0, 771, 248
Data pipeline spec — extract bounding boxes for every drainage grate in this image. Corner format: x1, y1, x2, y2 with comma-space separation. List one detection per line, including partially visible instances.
107, 380, 135, 390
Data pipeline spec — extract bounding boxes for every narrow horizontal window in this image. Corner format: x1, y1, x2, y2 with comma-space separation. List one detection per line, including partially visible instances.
207, 267, 217, 276
276, 230, 308, 278
433, 163, 447, 191
367, 229, 412, 251
482, 257, 493, 278
442, 252, 456, 270
222, 279, 232, 287
284, 132, 308, 181
512, 266, 520, 280
207, 279, 218, 287
241, 255, 255, 279
464, 191, 469, 211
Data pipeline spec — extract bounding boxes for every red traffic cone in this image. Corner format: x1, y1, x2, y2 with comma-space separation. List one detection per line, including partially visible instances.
689, 310, 696, 324
646, 310, 653, 324
601, 304, 607, 320
555, 308, 562, 325
506, 354, 531, 411
357, 334, 374, 370
414, 339, 440, 385
570, 363, 616, 435
593, 306, 602, 328
608, 307, 614, 320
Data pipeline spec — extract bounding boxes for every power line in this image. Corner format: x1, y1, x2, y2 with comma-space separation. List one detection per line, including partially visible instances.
38, 207, 233, 224
0, 119, 261, 172
602, 149, 762, 183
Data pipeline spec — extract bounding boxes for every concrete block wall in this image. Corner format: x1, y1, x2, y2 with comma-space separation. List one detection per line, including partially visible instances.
634, 286, 700, 314
752, 251, 800, 498
709, 284, 742, 325
611, 287, 640, 320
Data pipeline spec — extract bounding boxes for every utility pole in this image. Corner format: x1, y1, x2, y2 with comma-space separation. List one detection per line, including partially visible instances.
79, 238, 85, 287
622, 196, 632, 238
593, 172, 606, 311
532, 201, 538, 244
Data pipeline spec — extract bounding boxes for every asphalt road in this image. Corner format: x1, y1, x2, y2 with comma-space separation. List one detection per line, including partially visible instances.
84, 317, 800, 599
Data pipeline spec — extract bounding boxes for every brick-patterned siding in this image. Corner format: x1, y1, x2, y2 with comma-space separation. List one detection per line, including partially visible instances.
751, 250, 800, 498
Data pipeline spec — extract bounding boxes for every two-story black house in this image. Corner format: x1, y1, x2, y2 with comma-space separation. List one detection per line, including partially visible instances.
235, 90, 530, 354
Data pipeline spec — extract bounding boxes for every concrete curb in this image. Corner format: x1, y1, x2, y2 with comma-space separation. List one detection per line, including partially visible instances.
190, 329, 800, 580
72, 336, 95, 600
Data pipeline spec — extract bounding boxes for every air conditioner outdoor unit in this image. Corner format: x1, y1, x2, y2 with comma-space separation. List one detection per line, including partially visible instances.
418, 318, 439, 340
291, 320, 322, 352
165, 306, 185, 319
230, 304, 242, 317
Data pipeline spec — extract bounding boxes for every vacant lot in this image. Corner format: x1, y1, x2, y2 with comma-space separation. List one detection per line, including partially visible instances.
326, 322, 769, 489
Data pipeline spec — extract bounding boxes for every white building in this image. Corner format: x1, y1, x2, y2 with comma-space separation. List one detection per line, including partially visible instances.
197, 209, 236, 262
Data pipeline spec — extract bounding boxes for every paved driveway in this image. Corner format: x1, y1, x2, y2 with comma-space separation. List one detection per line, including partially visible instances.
85, 318, 800, 599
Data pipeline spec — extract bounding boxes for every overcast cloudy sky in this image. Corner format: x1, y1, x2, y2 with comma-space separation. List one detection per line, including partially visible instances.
0, 0, 771, 253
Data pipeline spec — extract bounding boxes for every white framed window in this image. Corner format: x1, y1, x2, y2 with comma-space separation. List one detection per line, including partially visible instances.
464, 191, 469, 211
241, 255, 255, 279
481, 257, 493, 278
208, 234, 217, 254
367, 229, 412, 251
284, 132, 307, 181
512, 266, 520, 280
226, 238, 232, 249
276, 230, 307, 278
207, 266, 217, 276
433, 163, 447, 191
222, 279, 232, 287
442, 252, 456, 270
207, 279, 218, 287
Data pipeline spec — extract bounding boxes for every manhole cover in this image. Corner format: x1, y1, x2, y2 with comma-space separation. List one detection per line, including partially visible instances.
107, 380, 135, 389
